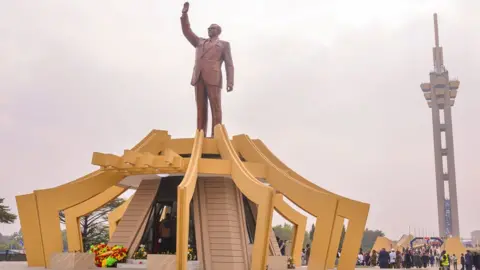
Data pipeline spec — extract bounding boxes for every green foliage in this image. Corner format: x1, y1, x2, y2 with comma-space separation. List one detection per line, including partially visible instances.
303, 231, 311, 248
272, 222, 383, 254
273, 223, 318, 248
0, 230, 23, 250
59, 198, 125, 251
273, 223, 293, 241
361, 228, 385, 252
0, 198, 17, 224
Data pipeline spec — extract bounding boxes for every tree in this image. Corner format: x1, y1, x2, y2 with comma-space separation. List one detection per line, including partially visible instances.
59, 198, 125, 251
309, 224, 315, 241
273, 223, 293, 241
0, 198, 17, 224
338, 225, 347, 251
11, 230, 23, 243
361, 228, 385, 252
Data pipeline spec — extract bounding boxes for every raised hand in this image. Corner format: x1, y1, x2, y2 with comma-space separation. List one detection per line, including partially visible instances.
182, 2, 189, 13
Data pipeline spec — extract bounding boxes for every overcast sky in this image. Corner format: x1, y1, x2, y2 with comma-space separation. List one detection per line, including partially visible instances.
1, 0, 479, 240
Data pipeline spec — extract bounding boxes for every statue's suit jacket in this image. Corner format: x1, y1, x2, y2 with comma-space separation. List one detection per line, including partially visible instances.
181, 13, 234, 89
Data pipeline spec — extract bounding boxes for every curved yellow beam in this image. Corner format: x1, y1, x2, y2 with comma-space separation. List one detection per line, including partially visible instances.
250, 139, 370, 270
108, 195, 133, 238
274, 194, 307, 267
232, 135, 339, 269
176, 130, 204, 270
326, 216, 345, 268
17, 130, 170, 267
64, 186, 127, 252
214, 125, 275, 270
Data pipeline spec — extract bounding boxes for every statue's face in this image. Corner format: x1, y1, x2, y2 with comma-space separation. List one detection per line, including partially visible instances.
208, 24, 221, 38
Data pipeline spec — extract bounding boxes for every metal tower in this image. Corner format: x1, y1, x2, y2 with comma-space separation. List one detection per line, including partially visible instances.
421, 13, 460, 237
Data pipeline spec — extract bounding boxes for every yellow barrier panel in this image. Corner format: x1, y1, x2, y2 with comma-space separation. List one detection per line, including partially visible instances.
176, 130, 204, 270
15, 194, 45, 267
215, 125, 275, 270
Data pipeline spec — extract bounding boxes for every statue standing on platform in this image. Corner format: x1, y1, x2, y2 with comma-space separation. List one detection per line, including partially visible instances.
180, 2, 235, 136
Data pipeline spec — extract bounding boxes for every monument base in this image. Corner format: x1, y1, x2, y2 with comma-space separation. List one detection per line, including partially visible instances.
49, 252, 95, 270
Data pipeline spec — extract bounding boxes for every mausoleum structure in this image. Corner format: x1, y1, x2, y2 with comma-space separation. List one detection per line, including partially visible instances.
16, 125, 369, 270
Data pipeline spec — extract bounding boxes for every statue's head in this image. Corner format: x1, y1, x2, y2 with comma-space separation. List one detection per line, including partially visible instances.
208, 24, 222, 38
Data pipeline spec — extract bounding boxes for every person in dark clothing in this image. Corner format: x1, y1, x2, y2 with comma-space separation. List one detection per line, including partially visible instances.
158, 213, 173, 253
460, 254, 465, 270
371, 250, 378, 266
378, 248, 390, 269
364, 252, 371, 266
475, 252, 480, 268
473, 252, 480, 270
279, 240, 286, 256
305, 244, 311, 264
404, 250, 412, 269
465, 251, 472, 270
422, 252, 430, 268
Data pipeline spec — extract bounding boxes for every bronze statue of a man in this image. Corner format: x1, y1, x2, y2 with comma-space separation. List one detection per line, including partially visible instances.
180, 2, 234, 137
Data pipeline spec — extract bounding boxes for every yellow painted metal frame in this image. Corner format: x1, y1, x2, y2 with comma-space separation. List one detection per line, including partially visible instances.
254, 139, 370, 270
15, 130, 170, 267
64, 186, 127, 252
232, 135, 337, 269
108, 196, 133, 238
215, 125, 276, 270
232, 135, 370, 270
273, 194, 307, 266
176, 130, 204, 270
251, 139, 370, 270
17, 125, 369, 270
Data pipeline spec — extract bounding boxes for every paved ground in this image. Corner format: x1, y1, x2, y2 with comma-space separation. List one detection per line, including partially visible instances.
0, 262, 446, 269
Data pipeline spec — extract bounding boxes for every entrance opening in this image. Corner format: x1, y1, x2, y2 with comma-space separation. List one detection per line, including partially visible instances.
136, 176, 198, 260
272, 214, 293, 257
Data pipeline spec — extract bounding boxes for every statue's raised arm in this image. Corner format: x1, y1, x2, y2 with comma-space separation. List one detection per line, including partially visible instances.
180, 2, 200, 47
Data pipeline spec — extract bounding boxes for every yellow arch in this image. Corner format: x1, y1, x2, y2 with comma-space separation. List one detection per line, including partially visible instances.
108, 196, 133, 238
443, 237, 466, 264
215, 125, 276, 270
16, 130, 170, 267
64, 186, 127, 252
176, 130, 204, 270
233, 135, 348, 269
274, 194, 307, 267
250, 139, 370, 270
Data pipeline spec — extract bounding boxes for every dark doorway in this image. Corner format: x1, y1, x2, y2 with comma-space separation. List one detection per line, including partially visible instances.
136, 176, 197, 259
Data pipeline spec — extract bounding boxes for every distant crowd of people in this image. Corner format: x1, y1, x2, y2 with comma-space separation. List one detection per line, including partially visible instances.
276, 237, 313, 266
357, 247, 478, 269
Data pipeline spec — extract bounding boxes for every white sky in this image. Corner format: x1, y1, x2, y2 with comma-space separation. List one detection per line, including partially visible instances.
1, 0, 479, 240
